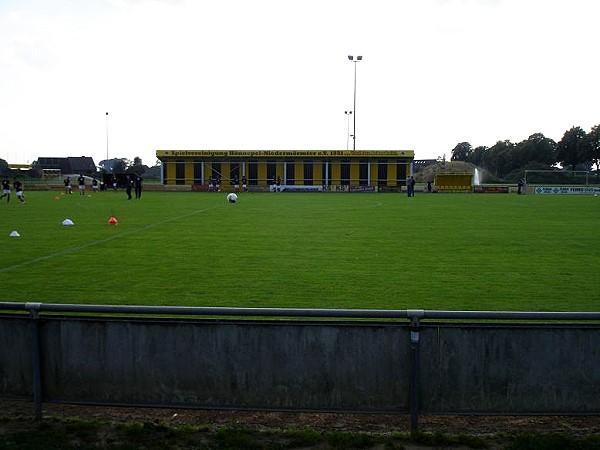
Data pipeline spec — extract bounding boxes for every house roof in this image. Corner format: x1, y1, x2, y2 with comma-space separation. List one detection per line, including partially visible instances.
36, 157, 96, 173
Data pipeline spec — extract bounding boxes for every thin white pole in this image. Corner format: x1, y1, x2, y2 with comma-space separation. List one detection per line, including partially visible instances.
353, 62, 357, 150
345, 111, 352, 151
105, 112, 109, 162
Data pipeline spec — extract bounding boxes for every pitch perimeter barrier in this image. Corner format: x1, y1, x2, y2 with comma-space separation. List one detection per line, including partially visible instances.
0, 303, 599, 430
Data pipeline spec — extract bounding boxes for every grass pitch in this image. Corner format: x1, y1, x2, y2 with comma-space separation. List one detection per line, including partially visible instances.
1, 190, 598, 311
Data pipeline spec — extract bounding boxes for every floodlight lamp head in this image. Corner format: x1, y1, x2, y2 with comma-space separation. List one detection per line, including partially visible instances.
357, 56, 362, 60
348, 55, 353, 60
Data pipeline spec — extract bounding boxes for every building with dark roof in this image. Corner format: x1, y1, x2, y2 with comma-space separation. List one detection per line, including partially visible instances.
36, 156, 96, 174
156, 150, 415, 190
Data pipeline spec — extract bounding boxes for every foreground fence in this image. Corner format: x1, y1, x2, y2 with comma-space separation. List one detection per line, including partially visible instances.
0, 303, 599, 429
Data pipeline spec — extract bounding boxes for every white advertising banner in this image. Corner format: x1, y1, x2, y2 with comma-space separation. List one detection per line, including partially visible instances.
534, 186, 600, 195
270, 185, 324, 192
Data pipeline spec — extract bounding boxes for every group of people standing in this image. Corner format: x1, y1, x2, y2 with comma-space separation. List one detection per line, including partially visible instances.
63, 175, 101, 195
209, 176, 248, 193
125, 174, 143, 200
1, 178, 25, 204
63, 174, 143, 200
235, 176, 248, 192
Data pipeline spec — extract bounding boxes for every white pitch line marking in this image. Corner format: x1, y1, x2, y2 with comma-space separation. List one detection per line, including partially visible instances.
0, 206, 217, 274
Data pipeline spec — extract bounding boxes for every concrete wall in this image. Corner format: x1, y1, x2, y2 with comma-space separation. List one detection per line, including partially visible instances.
0, 315, 598, 414
419, 324, 600, 414
0, 317, 33, 398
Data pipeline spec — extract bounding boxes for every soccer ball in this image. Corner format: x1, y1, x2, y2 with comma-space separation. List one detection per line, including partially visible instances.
227, 193, 238, 203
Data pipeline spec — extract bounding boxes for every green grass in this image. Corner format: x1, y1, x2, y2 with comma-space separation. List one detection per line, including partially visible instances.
2, 418, 599, 449
1, 191, 599, 311
506, 432, 600, 450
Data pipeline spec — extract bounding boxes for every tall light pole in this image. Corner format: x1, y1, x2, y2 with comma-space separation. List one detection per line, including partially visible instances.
105, 112, 109, 163
344, 111, 352, 151
348, 55, 362, 150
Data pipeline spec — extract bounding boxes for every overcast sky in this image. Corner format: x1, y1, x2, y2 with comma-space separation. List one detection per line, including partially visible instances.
1, 0, 598, 167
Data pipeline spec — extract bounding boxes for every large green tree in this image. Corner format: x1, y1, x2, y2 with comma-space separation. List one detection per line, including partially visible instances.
514, 133, 557, 167
99, 158, 129, 174
583, 124, 600, 179
483, 140, 515, 178
451, 142, 473, 162
438, 126, 599, 182
0, 158, 10, 176
470, 146, 488, 167
126, 156, 146, 175
557, 126, 587, 170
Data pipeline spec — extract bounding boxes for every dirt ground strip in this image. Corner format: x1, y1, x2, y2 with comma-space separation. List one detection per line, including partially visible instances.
1, 399, 599, 437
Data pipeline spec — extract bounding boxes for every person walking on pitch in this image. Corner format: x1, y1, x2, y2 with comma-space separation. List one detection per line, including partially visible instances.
13, 179, 25, 203
64, 176, 72, 194
77, 174, 86, 196
1, 178, 10, 203
134, 174, 143, 199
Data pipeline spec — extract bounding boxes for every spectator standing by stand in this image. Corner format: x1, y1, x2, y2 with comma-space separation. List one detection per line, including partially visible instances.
406, 176, 415, 197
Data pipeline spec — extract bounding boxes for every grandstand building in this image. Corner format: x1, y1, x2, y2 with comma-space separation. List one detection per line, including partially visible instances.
156, 150, 415, 191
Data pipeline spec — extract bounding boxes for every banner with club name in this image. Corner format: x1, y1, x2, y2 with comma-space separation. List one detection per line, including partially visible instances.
534, 186, 600, 195
157, 149, 414, 158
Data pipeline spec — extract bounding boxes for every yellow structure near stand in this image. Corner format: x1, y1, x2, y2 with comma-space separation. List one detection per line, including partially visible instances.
8, 163, 32, 170
434, 172, 473, 192
156, 150, 415, 191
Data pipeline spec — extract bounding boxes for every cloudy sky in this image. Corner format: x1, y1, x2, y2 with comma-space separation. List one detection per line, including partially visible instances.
1, 0, 598, 167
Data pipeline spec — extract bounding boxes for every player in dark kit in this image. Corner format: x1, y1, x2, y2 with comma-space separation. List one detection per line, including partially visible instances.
134, 174, 143, 199
1, 179, 10, 203
77, 174, 86, 196
64, 176, 72, 194
13, 180, 25, 203
125, 175, 133, 200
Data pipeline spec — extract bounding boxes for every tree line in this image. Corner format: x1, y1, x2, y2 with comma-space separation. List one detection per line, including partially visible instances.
450, 124, 600, 182
98, 157, 160, 178
0, 157, 161, 179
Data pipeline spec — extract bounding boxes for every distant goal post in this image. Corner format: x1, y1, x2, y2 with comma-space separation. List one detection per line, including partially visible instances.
524, 170, 590, 185
42, 168, 62, 179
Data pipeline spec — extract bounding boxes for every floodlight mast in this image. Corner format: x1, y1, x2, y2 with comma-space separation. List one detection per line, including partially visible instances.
344, 111, 352, 150
347, 55, 362, 150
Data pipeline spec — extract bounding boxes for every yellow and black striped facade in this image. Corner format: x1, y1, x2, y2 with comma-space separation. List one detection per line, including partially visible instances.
156, 150, 415, 189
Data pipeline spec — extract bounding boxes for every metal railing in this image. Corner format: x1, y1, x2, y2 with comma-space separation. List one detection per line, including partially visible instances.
2, 302, 599, 321
1, 302, 599, 429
